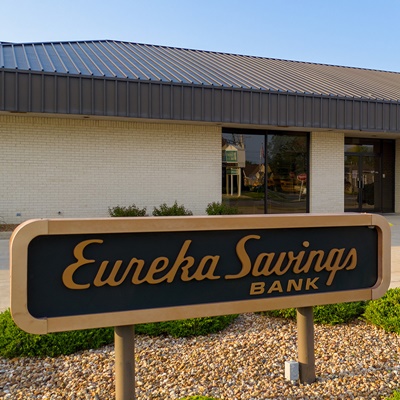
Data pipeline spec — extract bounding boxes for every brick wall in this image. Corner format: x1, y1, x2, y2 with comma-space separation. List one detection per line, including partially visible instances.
0, 115, 221, 223
309, 131, 344, 213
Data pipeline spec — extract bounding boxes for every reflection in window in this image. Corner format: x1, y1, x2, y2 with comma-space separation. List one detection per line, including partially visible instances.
222, 131, 308, 214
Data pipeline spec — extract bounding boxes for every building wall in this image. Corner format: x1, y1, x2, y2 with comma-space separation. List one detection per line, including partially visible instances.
396, 139, 400, 213
0, 115, 221, 224
309, 131, 344, 213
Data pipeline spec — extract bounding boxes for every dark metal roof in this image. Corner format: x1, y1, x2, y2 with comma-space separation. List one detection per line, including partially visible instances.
1, 40, 400, 101
1, 40, 400, 133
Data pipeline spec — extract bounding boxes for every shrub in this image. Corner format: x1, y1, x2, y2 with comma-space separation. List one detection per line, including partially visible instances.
136, 315, 237, 337
205, 201, 240, 215
386, 391, 400, 400
152, 201, 193, 216
363, 288, 400, 334
0, 309, 114, 358
108, 204, 147, 217
0, 309, 237, 358
262, 301, 366, 325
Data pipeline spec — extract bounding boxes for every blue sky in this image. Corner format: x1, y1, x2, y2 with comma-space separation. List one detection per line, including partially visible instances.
2, 0, 399, 72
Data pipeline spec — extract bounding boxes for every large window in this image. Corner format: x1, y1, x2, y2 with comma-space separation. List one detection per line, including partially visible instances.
222, 130, 309, 214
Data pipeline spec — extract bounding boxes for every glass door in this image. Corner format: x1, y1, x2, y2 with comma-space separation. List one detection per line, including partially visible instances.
344, 154, 380, 211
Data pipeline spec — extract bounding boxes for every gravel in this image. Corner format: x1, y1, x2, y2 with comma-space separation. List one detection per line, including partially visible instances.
1, 313, 400, 399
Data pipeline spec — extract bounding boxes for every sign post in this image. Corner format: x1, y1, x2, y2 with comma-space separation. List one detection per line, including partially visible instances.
297, 306, 316, 383
114, 325, 135, 400
10, 214, 391, 394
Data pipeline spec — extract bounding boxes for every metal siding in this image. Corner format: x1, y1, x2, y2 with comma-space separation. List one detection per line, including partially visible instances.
56, 76, 68, 114
105, 80, 116, 116
30, 74, 42, 113
303, 97, 313, 128
320, 97, 330, 129
222, 90, 232, 123
1, 70, 400, 133
92, 79, 103, 115
171, 85, 181, 120
213, 88, 222, 123
18, 73, 30, 112
182, 86, 192, 121
192, 86, 203, 121
81, 78, 92, 115
43, 75, 55, 113
116, 81, 128, 117
69, 77, 80, 114
149, 83, 160, 119
4, 72, 16, 110
368, 102, 375, 130
160, 84, 171, 119
251, 92, 261, 124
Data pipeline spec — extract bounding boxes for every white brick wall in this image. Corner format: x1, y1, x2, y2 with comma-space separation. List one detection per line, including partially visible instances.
0, 115, 221, 223
309, 131, 344, 213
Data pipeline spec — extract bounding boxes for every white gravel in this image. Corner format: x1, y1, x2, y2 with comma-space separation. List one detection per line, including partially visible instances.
1, 313, 400, 399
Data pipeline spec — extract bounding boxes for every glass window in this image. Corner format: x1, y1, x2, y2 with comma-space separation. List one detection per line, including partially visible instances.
222, 131, 308, 214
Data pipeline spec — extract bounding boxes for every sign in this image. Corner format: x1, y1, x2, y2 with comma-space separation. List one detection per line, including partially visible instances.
10, 214, 390, 334
297, 173, 307, 182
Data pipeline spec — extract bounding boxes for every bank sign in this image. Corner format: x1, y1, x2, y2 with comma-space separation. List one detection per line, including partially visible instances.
10, 214, 390, 334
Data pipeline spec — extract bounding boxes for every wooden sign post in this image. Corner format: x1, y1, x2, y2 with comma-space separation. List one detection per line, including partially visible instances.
10, 214, 391, 396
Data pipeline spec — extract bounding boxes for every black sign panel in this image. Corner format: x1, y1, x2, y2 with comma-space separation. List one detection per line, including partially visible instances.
27, 226, 377, 319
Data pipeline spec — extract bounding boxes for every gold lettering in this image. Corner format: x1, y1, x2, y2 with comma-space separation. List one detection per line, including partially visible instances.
323, 248, 346, 285
166, 240, 194, 283
146, 257, 170, 284
252, 252, 287, 276
62, 239, 103, 290
306, 277, 319, 290
297, 250, 325, 273
267, 280, 283, 293
131, 259, 146, 284
226, 235, 260, 279
250, 282, 265, 295
344, 248, 357, 271
93, 260, 133, 287
182, 256, 221, 281
287, 279, 303, 291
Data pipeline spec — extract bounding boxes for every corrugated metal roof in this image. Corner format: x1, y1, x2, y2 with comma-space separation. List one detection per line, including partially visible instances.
1, 40, 400, 102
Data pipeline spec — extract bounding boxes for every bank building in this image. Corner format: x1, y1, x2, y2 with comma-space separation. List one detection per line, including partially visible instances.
1, 40, 399, 222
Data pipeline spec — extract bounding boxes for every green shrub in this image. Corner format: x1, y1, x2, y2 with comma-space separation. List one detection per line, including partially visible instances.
135, 315, 237, 337
0, 309, 114, 358
108, 204, 147, 217
363, 288, 400, 334
205, 201, 240, 215
0, 309, 237, 358
262, 301, 366, 325
152, 200, 193, 216
386, 391, 400, 400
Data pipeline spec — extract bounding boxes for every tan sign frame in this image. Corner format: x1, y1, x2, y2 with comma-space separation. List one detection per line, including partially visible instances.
10, 213, 390, 335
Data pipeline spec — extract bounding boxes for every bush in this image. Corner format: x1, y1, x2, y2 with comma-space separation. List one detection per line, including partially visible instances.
262, 301, 366, 325
136, 315, 237, 337
386, 391, 400, 400
205, 201, 240, 215
152, 201, 193, 216
0, 309, 114, 358
108, 204, 147, 217
0, 309, 237, 358
363, 288, 400, 334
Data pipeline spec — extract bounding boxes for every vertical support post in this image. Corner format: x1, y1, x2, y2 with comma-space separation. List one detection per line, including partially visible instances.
115, 325, 135, 400
297, 307, 316, 384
